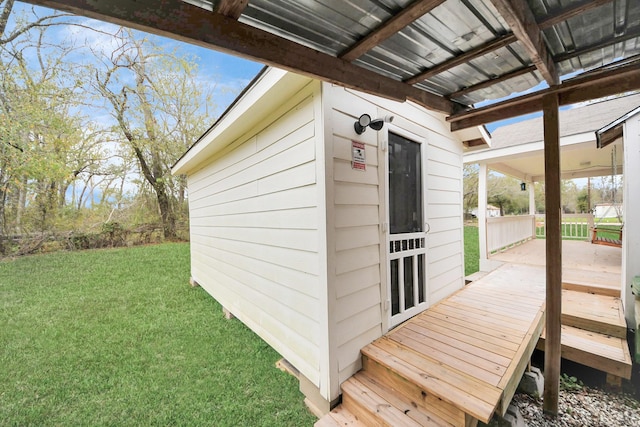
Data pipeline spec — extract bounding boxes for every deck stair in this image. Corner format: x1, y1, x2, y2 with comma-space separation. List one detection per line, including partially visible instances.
537, 286, 632, 382
315, 264, 546, 427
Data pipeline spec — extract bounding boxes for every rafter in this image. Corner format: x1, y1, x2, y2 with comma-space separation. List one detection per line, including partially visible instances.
22, 0, 453, 114
214, 0, 248, 20
405, 33, 517, 85
447, 58, 640, 130
538, 0, 613, 30
339, 0, 445, 62
448, 65, 536, 100
489, 0, 558, 86
553, 26, 640, 63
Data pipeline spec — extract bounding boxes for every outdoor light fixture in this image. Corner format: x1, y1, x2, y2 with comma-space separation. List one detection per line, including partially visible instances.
520, 182, 527, 191
354, 114, 394, 134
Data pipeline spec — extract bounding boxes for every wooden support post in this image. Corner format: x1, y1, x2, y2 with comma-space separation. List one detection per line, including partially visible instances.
542, 93, 561, 416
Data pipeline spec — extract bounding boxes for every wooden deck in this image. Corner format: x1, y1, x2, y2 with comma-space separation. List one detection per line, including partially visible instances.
316, 239, 632, 426
317, 264, 546, 426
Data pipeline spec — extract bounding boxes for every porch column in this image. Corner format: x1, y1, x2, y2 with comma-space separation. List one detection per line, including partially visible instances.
529, 181, 535, 215
478, 163, 489, 271
529, 181, 536, 238
543, 93, 561, 416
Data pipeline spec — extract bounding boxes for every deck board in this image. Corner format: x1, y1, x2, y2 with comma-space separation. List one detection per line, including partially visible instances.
561, 290, 626, 338
537, 325, 632, 379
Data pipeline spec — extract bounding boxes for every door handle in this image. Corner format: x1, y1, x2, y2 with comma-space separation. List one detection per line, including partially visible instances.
425, 222, 430, 234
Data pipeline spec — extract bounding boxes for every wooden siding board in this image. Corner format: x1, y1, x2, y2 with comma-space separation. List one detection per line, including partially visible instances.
335, 245, 381, 276
190, 240, 320, 299
187, 91, 315, 190
335, 265, 381, 299
258, 160, 317, 195
332, 136, 379, 165
190, 225, 319, 252
334, 182, 379, 206
338, 325, 382, 370
336, 285, 381, 324
189, 131, 315, 198
335, 225, 379, 252
429, 229, 463, 248
189, 206, 318, 230
189, 185, 316, 216
189, 111, 314, 195
191, 256, 320, 336
333, 160, 379, 186
191, 234, 320, 276
427, 159, 462, 179
336, 304, 382, 347
334, 205, 379, 228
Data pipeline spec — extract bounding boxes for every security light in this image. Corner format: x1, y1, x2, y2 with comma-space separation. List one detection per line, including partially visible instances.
354, 114, 394, 134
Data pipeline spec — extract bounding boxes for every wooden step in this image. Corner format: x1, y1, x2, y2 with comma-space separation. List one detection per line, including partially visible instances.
342, 372, 457, 427
314, 405, 366, 426
562, 290, 626, 338
537, 325, 632, 379
562, 268, 620, 297
362, 337, 499, 424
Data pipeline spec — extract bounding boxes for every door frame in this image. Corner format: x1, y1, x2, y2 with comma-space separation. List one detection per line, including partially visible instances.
378, 123, 430, 331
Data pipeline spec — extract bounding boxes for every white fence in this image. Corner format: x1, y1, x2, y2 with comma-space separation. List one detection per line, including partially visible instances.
486, 215, 536, 254
535, 214, 594, 240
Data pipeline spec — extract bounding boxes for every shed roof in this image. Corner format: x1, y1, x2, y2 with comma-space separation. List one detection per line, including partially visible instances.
23, 0, 640, 131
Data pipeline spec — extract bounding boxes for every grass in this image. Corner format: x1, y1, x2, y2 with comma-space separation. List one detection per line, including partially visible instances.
464, 225, 480, 276
0, 243, 316, 426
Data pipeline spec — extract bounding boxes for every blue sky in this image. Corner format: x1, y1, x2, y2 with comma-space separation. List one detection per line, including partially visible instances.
9, 2, 264, 118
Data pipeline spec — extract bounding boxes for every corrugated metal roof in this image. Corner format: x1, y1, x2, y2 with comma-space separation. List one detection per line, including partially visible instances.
182, 0, 640, 109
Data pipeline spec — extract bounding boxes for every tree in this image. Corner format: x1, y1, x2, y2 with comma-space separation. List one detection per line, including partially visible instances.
463, 164, 478, 217
91, 28, 214, 239
0, 19, 87, 236
487, 172, 529, 215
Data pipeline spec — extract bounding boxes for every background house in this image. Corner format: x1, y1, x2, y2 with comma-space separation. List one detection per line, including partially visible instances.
594, 203, 623, 219
464, 94, 640, 328
172, 67, 487, 412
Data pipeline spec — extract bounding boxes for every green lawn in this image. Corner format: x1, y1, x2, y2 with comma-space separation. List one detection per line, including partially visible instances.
464, 226, 480, 276
0, 243, 316, 426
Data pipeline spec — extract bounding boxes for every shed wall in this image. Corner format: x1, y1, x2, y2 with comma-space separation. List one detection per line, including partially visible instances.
187, 82, 325, 386
323, 84, 465, 399
623, 114, 640, 327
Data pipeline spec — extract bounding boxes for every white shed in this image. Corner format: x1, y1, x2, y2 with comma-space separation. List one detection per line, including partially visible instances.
172, 67, 487, 412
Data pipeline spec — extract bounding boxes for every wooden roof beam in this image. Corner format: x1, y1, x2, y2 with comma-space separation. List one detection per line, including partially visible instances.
339, 0, 445, 62
448, 65, 536, 100
214, 0, 248, 20
22, 0, 454, 114
538, 0, 613, 30
447, 58, 640, 130
405, 33, 517, 84
489, 0, 559, 86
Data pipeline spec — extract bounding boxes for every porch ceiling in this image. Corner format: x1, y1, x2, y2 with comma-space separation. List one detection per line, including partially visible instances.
486, 139, 622, 182
21, 0, 640, 132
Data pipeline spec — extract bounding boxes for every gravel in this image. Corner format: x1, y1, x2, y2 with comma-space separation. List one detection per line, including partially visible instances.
513, 387, 640, 427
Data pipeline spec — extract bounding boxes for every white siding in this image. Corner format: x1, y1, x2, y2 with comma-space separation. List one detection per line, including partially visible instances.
623, 115, 640, 327
187, 82, 324, 386
323, 84, 465, 398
